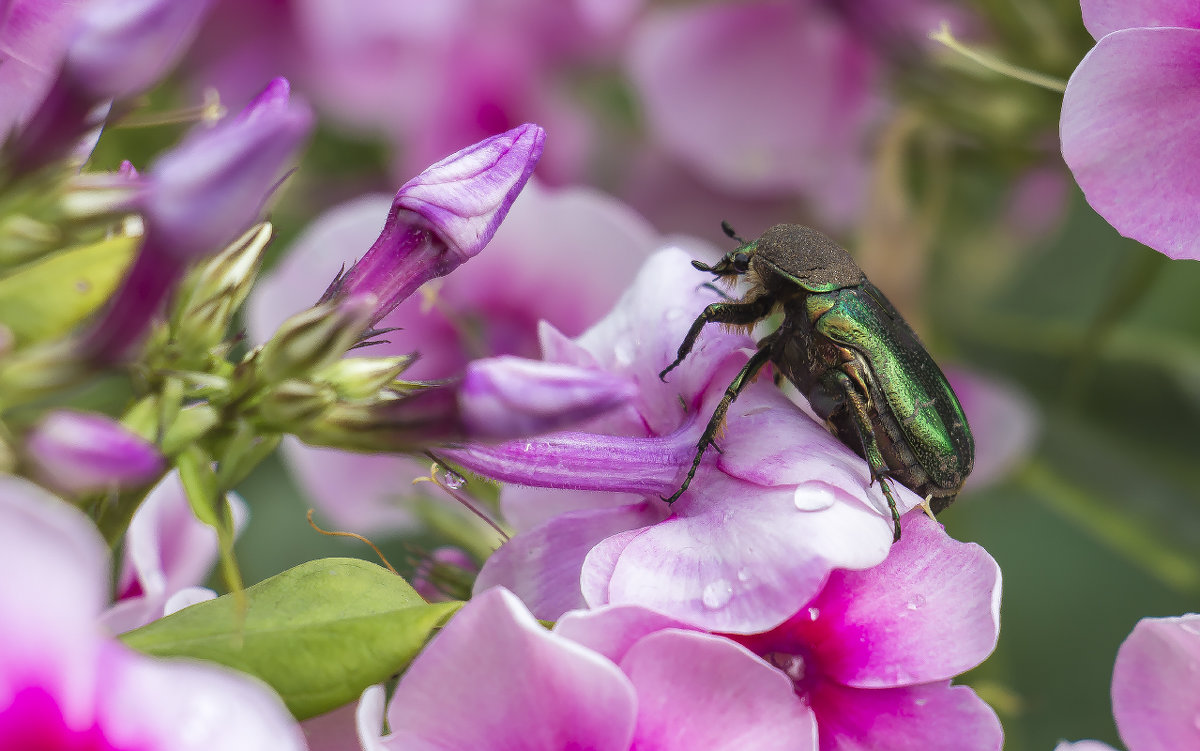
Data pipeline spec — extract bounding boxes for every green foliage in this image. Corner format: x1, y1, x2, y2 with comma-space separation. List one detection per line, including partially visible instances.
121, 557, 462, 720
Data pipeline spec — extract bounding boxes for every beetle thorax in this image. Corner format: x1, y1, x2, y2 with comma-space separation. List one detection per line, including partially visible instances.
755, 224, 865, 293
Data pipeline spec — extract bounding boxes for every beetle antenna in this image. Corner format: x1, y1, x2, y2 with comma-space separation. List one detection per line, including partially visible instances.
720, 220, 746, 244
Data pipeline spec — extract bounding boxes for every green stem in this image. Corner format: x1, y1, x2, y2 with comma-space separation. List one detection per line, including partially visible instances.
929, 21, 1067, 93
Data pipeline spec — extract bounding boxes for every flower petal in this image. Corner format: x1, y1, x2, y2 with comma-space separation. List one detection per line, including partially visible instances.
1061, 27, 1200, 260
1111, 613, 1200, 751
1081, 0, 1200, 39
555, 603, 694, 664
797, 513, 1001, 687
383, 588, 636, 750
622, 629, 818, 751
810, 680, 1003, 751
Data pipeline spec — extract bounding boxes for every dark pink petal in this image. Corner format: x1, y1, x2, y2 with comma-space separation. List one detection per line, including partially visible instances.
475, 505, 660, 621
1081, 0, 1200, 39
382, 588, 637, 750
24, 410, 163, 496
623, 630, 818, 751
810, 680, 1002, 751
796, 513, 1000, 687
1060, 27, 1200, 260
0, 0, 85, 140
1111, 613, 1200, 751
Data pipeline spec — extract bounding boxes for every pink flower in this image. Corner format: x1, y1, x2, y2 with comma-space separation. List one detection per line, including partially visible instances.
0, 0, 89, 143
1110, 613, 1200, 750
1060, 0, 1200, 259
0, 475, 305, 749
558, 514, 1003, 751
24, 410, 163, 496
246, 180, 658, 533
358, 586, 813, 750
446, 247, 925, 633
102, 471, 247, 634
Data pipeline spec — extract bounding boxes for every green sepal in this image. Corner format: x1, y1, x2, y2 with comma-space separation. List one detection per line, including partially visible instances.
0, 234, 137, 347
119, 558, 463, 720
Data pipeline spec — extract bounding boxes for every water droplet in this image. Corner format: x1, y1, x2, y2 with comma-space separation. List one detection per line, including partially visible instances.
914, 698, 928, 707
736, 568, 751, 582
807, 607, 820, 621
906, 594, 927, 611
701, 579, 733, 610
441, 470, 465, 490
794, 483, 837, 512
613, 339, 636, 366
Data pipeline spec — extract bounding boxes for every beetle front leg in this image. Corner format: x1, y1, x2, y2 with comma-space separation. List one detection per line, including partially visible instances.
824, 370, 902, 542
663, 345, 773, 504
659, 296, 774, 381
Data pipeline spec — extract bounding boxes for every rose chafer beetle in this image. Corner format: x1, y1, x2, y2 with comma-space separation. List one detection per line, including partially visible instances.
659, 223, 974, 541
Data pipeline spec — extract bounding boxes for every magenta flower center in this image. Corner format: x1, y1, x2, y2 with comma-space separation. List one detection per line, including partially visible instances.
0, 685, 149, 751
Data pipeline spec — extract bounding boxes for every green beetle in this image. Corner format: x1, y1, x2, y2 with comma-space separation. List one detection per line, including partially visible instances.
659, 223, 974, 541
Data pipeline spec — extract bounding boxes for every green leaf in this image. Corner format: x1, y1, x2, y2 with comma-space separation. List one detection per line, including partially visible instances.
120, 557, 462, 719
0, 235, 137, 346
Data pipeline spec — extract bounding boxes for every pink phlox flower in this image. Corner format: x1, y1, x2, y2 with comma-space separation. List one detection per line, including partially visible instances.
1061, 0, 1200, 259
558, 513, 1004, 751
447, 246, 924, 633
1111, 612, 1200, 750
102, 470, 247, 634
357, 586, 813, 751
0, 475, 305, 749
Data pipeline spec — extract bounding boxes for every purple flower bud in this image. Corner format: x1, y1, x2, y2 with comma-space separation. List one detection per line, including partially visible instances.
80, 78, 312, 362
25, 410, 163, 495
458, 356, 636, 440
143, 77, 313, 261
335, 123, 545, 323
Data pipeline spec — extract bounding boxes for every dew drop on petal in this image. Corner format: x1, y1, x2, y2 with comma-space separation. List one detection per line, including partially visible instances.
906, 594, 927, 611
807, 607, 820, 621
701, 579, 733, 610
736, 568, 751, 582
613, 338, 636, 367
441, 469, 465, 490
914, 697, 929, 708
794, 483, 837, 512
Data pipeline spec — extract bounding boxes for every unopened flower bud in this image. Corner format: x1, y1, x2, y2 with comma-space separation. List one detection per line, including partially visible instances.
25, 409, 163, 495
256, 380, 336, 430
313, 354, 418, 400
332, 123, 545, 323
256, 295, 377, 384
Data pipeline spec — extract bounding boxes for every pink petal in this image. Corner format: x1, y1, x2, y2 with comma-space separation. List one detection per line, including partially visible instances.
303, 699, 361, 751
627, 2, 876, 203
810, 680, 1003, 751
583, 470, 894, 634
1111, 613, 1200, 751
383, 588, 636, 750
798, 513, 1001, 687
0, 0, 86, 139
0, 477, 106, 718
1054, 743, 1119, 751
623, 630, 818, 751
555, 604, 695, 664
475, 505, 659, 621
1081, 0, 1200, 39
1061, 27, 1200, 260
95, 642, 306, 750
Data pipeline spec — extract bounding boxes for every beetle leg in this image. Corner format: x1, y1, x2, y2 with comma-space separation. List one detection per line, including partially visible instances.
699, 282, 735, 301
659, 296, 775, 381
825, 369, 902, 542
663, 345, 773, 504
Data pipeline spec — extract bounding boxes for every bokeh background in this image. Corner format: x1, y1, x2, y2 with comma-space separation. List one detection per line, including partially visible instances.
85, 1, 1200, 748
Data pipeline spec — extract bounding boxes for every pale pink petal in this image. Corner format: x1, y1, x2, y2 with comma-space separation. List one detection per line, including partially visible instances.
1060, 27, 1200, 260
1081, 0, 1200, 39
499, 485, 644, 537
627, 2, 876, 204
355, 684, 388, 751
555, 604, 694, 664
474, 504, 659, 621
810, 680, 1003, 751
583, 470, 894, 634
95, 642, 306, 751
1054, 742, 1119, 751
1111, 613, 1200, 751
0, 477, 106, 719
382, 588, 637, 750
161, 587, 216, 615
945, 368, 1037, 492
622, 630, 818, 751
798, 513, 1001, 687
